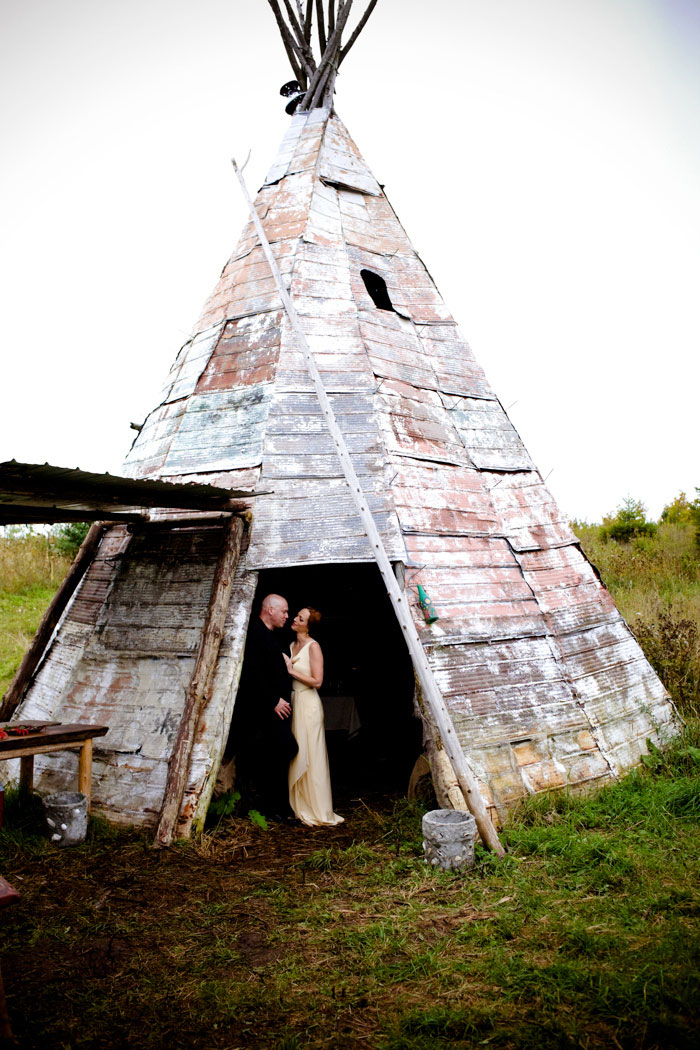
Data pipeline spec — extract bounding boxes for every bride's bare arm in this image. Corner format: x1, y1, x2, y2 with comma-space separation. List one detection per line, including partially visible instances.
284, 641, 324, 688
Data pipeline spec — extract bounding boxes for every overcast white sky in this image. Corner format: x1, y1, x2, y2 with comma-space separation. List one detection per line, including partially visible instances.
1, 0, 698, 523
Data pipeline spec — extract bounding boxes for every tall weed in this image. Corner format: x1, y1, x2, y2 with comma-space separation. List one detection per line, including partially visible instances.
0, 531, 71, 594
0, 533, 71, 695
574, 520, 700, 719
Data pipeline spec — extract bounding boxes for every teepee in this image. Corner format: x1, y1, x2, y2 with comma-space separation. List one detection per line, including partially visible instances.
6, 1, 679, 845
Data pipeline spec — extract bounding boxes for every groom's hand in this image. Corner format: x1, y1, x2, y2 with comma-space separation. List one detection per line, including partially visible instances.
275, 698, 291, 719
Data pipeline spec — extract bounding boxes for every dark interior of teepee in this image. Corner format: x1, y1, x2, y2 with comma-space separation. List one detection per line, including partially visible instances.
252, 564, 422, 801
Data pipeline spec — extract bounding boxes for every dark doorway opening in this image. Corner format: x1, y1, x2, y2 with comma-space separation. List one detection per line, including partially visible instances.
253, 563, 422, 803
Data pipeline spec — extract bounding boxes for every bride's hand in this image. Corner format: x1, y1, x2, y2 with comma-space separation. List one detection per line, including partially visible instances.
283, 653, 293, 672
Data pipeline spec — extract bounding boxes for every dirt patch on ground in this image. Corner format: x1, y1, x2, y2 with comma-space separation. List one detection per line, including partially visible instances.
1, 795, 408, 1049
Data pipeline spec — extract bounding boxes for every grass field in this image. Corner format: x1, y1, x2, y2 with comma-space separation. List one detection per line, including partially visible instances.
1, 735, 699, 1050
0, 532, 71, 696
1, 516, 699, 1048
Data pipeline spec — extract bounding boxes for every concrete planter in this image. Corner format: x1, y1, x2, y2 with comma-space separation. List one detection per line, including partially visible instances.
422, 808, 477, 870
43, 791, 88, 847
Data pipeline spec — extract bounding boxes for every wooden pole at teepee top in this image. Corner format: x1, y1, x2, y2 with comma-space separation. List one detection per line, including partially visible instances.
338, 0, 377, 65
232, 158, 506, 856
267, 0, 379, 110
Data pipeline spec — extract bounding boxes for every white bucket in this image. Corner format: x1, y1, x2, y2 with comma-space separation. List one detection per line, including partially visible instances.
422, 808, 477, 870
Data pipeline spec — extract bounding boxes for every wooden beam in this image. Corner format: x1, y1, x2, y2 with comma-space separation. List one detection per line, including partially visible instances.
282, 0, 317, 71
338, 0, 378, 66
0, 522, 109, 721
301, 0, 353, 110
303, 0, 313, 45
231, 160, 506, 856
266, 0, 306, 83
315, 0, 327, 55
154, 516, 244, 847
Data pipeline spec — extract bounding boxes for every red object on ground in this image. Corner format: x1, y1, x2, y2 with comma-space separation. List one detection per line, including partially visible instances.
0, 878, 19, 910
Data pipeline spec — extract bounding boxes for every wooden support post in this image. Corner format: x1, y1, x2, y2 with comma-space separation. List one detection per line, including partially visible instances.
0, 521, 108, 721
315, 0, 327, 54
232, 160, 506, 857
154, 516, 245, 847
19, 755, 34, 795
267, 0, 312, 83
338, 0, 377, 65
78, 738, 93, 807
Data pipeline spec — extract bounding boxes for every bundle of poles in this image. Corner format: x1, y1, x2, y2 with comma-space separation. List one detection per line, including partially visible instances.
266, 0, 378, 110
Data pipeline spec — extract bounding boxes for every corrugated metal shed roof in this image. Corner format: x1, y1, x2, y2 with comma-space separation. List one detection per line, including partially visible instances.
0, 460, 255, 525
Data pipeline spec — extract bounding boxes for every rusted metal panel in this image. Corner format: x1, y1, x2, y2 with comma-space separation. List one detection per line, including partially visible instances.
390, 460, 499, 536
305, 184, 344, 246
123, 400, 189, 478
387, 254, 456, 324
162, 384, 273, 474
489, 474, 577, 551
319, 114, 382, 196
247, 464, 403, 568
450, 400, 535, 472
252, 479, 392, 523
360, 313, 439, 390
195, 310, 283, 394
404, 533, 516, 568
160, 323, 224, 404
340, 195, 410, 256
377, 381, 471, 465
264, 107, 327, 185
418, 326, 495, 400
261, 449, 384, 479
194, 234, 301, 335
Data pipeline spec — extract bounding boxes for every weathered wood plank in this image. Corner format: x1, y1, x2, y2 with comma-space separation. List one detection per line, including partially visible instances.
155, 516, 244, 846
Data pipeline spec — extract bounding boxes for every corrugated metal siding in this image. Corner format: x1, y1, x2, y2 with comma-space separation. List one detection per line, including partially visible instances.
416, 324, 494, 400
101, 106, 682, 823
247, 174, 405, 567
162, 384, 274, 475
160, 323, 225, 405
319, 113, 382, 196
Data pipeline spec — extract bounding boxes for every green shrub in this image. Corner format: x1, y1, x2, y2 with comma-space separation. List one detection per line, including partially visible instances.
600, 497, 657, 543
53, 521, 91, 556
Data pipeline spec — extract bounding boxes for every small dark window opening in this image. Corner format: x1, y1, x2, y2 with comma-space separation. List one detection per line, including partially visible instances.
361, 269, 394, 311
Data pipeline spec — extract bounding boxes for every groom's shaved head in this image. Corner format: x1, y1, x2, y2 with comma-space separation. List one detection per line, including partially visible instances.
260, 593, 289, 629
262, 594, 286, 613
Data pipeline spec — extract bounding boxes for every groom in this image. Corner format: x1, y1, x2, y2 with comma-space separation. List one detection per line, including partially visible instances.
230, 593, 298, 821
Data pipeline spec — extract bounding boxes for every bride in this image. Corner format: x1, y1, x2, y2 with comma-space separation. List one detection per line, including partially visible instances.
284, 607, 344, 827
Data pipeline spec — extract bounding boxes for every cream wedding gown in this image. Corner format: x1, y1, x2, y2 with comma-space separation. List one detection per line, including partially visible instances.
288, 641, 344, 827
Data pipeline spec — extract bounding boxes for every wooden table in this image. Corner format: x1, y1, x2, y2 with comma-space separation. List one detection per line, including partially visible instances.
0, 723, 109, 808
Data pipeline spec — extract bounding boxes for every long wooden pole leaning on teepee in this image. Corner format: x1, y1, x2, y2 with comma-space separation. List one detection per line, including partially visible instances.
232, 159, 506, 857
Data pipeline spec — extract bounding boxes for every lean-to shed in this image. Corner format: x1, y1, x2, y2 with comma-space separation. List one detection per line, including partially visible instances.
4, 2, 680, 842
